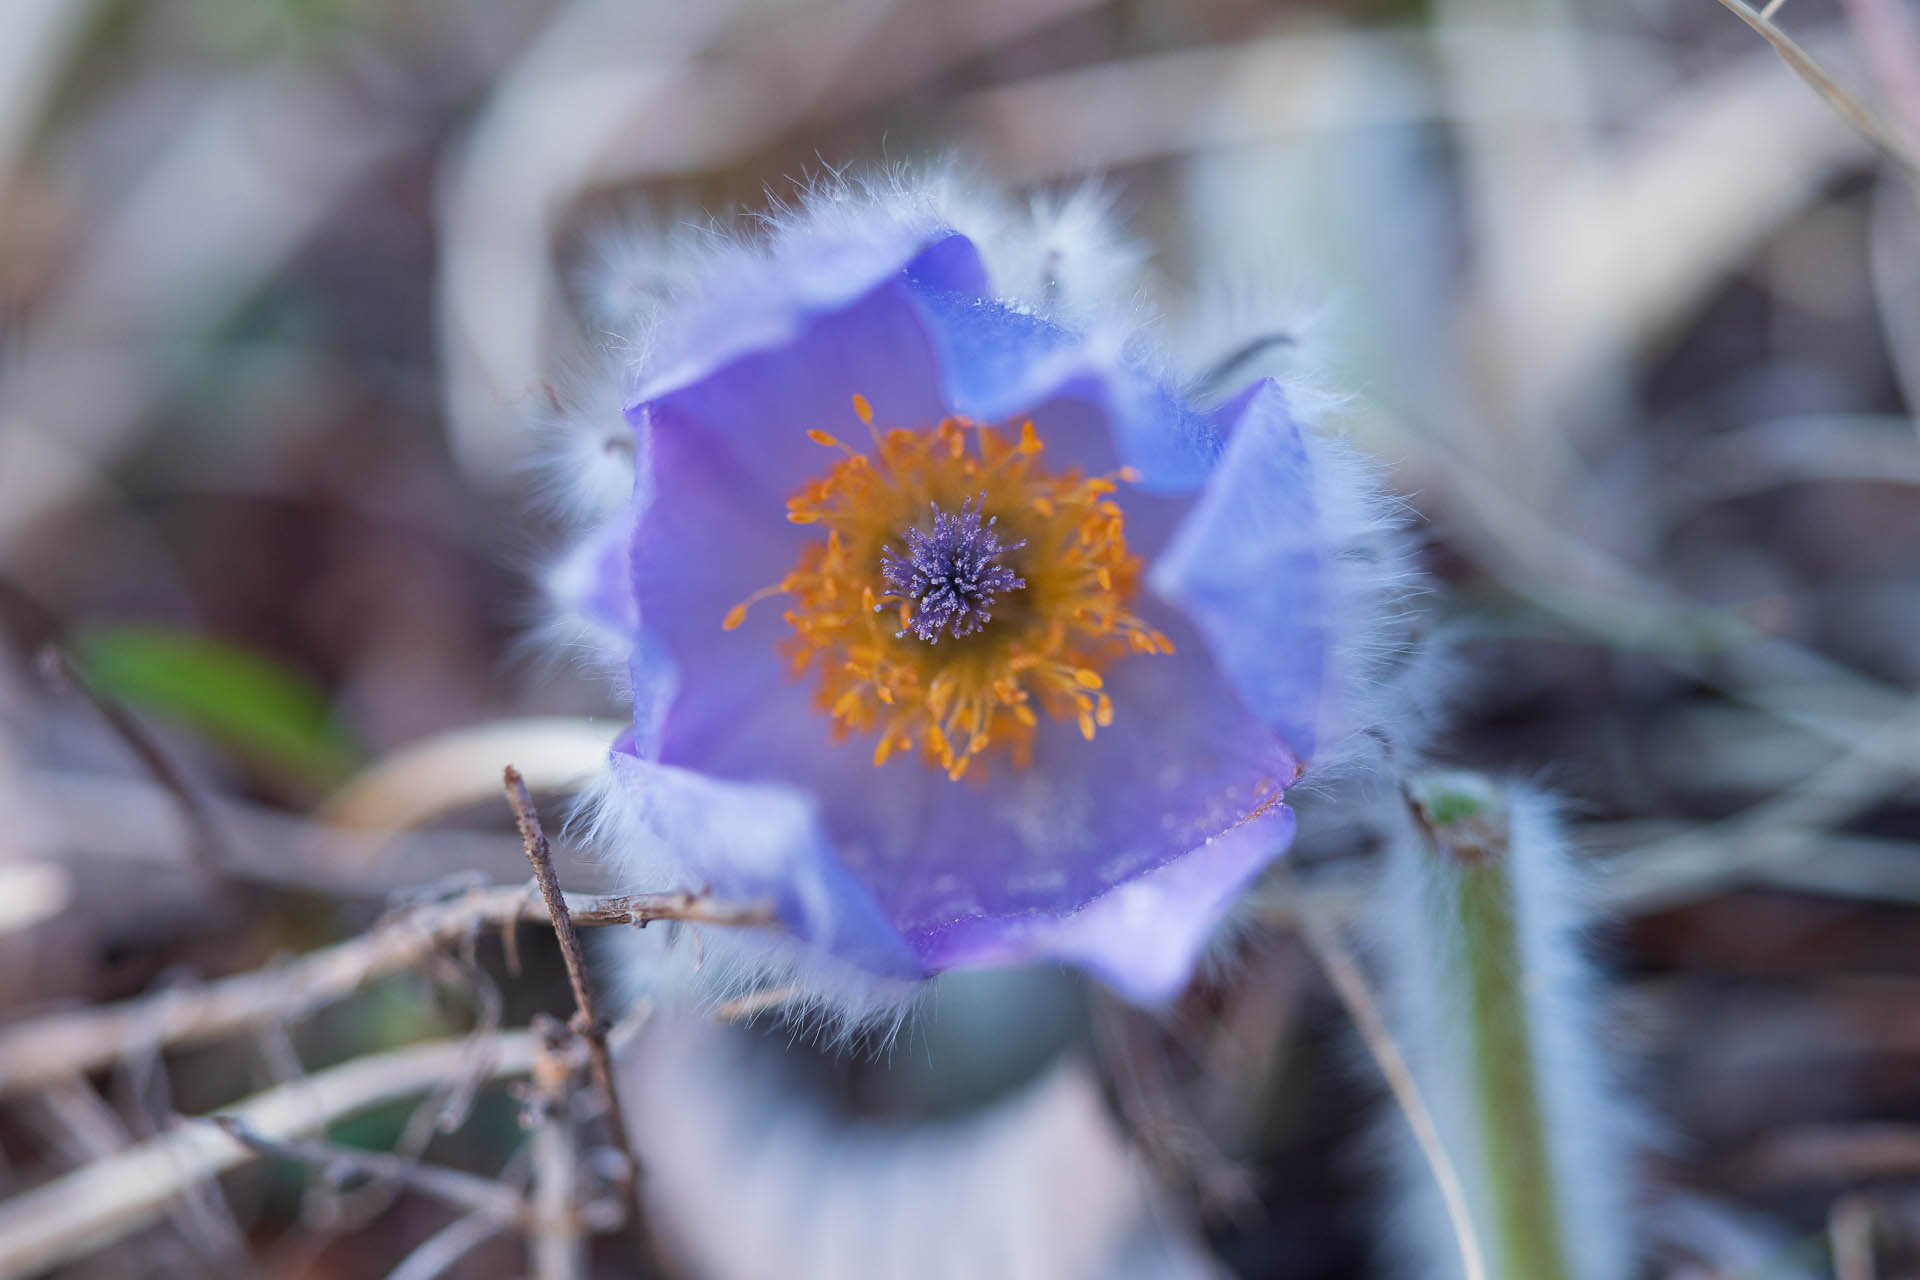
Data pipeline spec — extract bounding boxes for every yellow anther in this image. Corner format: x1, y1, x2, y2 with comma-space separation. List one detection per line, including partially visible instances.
852, 393, 874, 424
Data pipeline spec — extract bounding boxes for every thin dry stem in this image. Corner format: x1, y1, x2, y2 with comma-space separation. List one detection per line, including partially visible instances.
1294, 904, 1489, 1280
0, 580, 228, 877
386, 1211, 508, 1280
503, 765, 653, 1270
527, 1094, 584, 1280
1710, 0, 1920, 188
0, 881, 771, 1096
211, 1117, 527, 1222
0, 1032, 536, 1280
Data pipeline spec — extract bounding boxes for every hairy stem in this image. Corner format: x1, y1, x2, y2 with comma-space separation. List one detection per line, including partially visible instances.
1407, 774, 1574, 1280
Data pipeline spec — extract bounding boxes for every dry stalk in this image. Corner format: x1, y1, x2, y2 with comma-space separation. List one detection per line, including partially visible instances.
1292, 903, 1489, 1280
0, 1032, 536, 1279
211, 1118, 527, 1222
1710, 0, 1920, 187
0, 882, 770, 1096
504, 766, 656, 1270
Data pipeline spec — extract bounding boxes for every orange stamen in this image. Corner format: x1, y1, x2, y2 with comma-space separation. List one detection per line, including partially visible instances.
723, 395, 1171, 779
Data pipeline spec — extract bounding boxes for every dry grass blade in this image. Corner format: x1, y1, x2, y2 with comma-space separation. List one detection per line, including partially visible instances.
0, 1032, 536, 1279
386, 1211, 508, 1280
1710, 0, 1920, 185
1294, 906, 1488, 1280
211, 1118, 527, 1221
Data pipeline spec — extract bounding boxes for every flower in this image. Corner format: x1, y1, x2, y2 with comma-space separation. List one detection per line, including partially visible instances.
545, 171, 1413, 1024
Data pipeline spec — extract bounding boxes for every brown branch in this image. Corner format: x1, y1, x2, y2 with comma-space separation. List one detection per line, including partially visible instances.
0, 1032, 537, 1280
0, 881, 772, 1097
503, 766, 654, 1271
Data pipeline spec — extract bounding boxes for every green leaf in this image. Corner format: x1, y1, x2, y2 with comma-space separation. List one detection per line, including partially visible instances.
74, 624, 359, 791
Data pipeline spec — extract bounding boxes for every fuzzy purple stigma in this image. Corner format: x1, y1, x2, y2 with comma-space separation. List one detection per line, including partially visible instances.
880, 495, 1026, 644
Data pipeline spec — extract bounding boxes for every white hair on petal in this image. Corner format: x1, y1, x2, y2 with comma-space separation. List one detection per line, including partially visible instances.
941, 177, 1154, 327
1292, 413, 1438, 778
1169, 278, 1448, 785
605, 163, 1159, 380
524, 353, 641, 527
530, 518, 634, 685
570, 207, 686, 345
572, 764, 925, 1045
1169, 248, 1336, 393
518, 338, 646, 688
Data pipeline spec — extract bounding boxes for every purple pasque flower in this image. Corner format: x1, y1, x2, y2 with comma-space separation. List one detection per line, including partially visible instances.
547, 172, 1410, 1022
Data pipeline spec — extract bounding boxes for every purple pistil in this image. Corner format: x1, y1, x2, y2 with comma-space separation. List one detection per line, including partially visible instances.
880, 495, 1026, 643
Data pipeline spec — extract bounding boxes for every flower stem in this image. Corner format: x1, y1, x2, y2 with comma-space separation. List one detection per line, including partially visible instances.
1405, 773, 1574, 1280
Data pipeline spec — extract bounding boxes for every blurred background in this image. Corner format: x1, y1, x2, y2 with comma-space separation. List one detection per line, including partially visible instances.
0, 0, 1917, 1276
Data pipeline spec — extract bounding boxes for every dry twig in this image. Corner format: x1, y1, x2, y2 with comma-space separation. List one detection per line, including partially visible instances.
0, 1032, 536, 1279
0, 881, 771, 1096
504, 765, 654, 1269
211, 1117, 527, 1222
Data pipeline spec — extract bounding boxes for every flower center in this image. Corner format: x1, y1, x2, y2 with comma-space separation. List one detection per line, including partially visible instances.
723, 394, 1172, 780
881, 496, 1025, 643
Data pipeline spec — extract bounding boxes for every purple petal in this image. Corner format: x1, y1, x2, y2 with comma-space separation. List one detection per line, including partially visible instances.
905, 286, 1221, 494
1150, 378, 1329, 763
648, 598, 1297, 979
606, 737, 921, 978
550, 513, 638, 645
630, 254, 966, 765
910, 801, 1295, 1003
637, 226, 989, 410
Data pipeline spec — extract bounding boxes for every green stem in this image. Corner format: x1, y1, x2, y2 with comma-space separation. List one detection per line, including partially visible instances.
1414, 777, 1574, 1280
